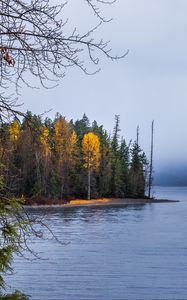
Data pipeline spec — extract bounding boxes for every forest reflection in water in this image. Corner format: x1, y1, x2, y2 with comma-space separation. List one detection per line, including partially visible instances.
7, 187, 187, 300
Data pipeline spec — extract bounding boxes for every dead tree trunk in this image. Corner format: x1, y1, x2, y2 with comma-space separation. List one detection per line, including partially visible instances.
148, 120, 154, 198
137, 125, 139, 146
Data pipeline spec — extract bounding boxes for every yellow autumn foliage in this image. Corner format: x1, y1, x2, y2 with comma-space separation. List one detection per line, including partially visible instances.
40, 125, 51, 158
70, 130, 78, 146
8, 120, 20, 141
54, 117, 69, 156
54, 117, 78, 167
82, 132, 100, 171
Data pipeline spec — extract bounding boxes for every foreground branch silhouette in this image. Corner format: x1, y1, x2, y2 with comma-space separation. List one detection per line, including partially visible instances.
0, 1, 127, 298
0, 0, 128, 121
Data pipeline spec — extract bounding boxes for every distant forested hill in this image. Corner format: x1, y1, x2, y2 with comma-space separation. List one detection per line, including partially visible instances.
154, 167, 187, 186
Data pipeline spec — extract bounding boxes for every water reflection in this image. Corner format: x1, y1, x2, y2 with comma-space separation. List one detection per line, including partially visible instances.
7, 188, 187, 300
27, 203, 148, 225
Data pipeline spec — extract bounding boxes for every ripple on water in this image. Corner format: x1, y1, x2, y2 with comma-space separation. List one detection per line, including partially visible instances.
6, 187, 187, 300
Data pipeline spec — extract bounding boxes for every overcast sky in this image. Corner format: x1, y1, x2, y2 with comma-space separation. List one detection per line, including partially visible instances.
20, 0, 187, 172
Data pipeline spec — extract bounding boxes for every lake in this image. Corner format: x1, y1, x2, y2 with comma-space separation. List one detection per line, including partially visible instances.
7, 186, 187, 299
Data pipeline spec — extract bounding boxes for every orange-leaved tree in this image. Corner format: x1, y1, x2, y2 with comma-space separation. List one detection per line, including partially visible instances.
53, 116, 78, 198
39, 125, 51, 195
82, 132, 100, 200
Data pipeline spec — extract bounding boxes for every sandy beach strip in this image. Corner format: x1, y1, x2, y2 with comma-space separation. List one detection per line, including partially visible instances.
24, 198, 179, 208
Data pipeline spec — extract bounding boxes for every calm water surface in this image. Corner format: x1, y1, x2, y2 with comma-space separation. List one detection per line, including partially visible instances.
7, 187, 187, 300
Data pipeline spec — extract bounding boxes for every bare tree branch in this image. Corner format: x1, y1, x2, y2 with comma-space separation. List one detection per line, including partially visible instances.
0, 0, 128, 117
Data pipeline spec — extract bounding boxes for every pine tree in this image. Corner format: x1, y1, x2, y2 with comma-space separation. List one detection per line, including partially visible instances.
98, 129, 112, 197
110, 115, 124, 197
128, 142, 147, 198
118, 138, 130, 196
74, 113, 90, 141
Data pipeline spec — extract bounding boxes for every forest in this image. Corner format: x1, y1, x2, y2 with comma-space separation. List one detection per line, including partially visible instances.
0, 112, 149, 201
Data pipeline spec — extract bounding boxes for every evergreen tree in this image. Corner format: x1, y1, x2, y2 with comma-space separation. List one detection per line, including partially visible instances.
128, 142, 147, 198
110, 115, 125, 197
98, 129, 112, 197
118, 138, 130, 196
74, 113, 90, 141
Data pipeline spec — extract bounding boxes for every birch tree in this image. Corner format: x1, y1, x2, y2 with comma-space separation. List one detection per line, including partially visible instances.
82, 132, 100, 200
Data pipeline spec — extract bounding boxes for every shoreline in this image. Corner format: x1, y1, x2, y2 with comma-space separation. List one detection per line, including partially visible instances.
24, 197, 179, 208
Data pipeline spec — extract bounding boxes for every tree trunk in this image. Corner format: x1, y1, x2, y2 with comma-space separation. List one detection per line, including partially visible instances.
88, 168, 91, 200
148, 120, 154, 198
88, 151, 91, 200
137, 125, 139, 146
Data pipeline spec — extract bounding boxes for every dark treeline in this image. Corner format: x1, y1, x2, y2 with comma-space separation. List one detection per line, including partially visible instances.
0, 112, 149, 200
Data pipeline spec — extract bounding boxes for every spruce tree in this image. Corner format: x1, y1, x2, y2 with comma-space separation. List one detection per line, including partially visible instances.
128, 142, 147, 198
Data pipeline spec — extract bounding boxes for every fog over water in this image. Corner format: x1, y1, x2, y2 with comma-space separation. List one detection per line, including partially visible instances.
18, 1, 187, 178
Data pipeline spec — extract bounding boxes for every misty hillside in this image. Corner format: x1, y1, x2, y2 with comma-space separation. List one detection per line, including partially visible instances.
154, 167, 187, 186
